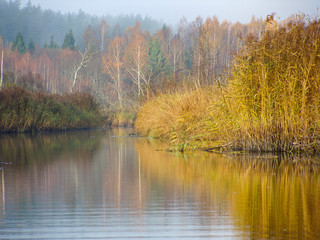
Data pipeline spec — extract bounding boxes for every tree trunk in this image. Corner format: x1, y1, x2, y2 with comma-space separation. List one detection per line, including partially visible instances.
137, 46, 141, 96
71, 48, 91, 93
0, 51, 3, 89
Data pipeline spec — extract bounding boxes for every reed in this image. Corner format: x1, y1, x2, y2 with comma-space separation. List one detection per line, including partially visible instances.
136, 15, 320, 153
229, 15, 320, 152
135, 87, 233, 151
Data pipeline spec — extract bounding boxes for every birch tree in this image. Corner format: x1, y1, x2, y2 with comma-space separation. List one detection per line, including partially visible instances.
103, 37, 125, 108
124, 23, 149, 97
0, 36, 3, 88
71, 47, 92, 92
71, 26, 96, 93
195, 16, 222, 85
98, 20, 109, 54
169, 36, 184, 77
0, 50, 3, 89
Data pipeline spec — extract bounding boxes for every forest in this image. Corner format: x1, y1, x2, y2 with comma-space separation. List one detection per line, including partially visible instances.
0, 0, 265, 123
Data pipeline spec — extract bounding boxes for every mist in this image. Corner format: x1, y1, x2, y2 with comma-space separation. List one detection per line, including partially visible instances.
20, 0, 319, 24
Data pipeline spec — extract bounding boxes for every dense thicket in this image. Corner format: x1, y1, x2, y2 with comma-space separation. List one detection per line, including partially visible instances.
0, 0, 163, 48
136, 15, 320, 153
0, 86, 103, 132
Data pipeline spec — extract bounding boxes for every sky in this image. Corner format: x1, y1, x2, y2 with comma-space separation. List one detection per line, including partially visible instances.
20, 0, 319, 24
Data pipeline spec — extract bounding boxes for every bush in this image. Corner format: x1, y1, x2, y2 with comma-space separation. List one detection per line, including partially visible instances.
0, 86, 103, 132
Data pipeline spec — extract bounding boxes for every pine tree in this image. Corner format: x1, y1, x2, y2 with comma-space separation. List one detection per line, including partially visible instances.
49, 35, 58, 49
148, 38, 170, 76
12, 32, 27, 55
62, 29, 75, 50
28, 39, 35, 54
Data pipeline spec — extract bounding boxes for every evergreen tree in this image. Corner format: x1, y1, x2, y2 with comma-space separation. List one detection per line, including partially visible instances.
12, 32, 27, 55
148, 38, 170, 76
27, 39, 35, 54
49, 35, 58, 48
62, 29, 75, 50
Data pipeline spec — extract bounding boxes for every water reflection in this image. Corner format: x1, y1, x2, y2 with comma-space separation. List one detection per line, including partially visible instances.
137, 140, 320, 239
0, 130, 319, 239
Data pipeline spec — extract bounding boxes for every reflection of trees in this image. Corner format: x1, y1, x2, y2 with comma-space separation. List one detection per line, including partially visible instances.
1, 131, 319, 239
0, 131, 102, 166
0, 130, 103, 213
225, 154, 320, 240
136, 140, 320, 239
101, 129, 145, 213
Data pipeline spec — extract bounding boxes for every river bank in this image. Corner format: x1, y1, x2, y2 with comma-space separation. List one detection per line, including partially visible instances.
135, 17, 320, 153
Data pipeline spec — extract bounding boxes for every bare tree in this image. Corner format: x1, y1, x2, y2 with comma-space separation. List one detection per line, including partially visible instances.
103, 37, 125, 108
124, 23, 150, 97
98, 20, 109, 54
71, 47, 92, 93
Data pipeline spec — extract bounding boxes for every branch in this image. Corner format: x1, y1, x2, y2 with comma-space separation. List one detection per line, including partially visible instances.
70, 47, 92, 92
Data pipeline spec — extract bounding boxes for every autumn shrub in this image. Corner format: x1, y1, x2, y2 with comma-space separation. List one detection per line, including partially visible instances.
17, 72, 45, 92
0, 86, 103, 132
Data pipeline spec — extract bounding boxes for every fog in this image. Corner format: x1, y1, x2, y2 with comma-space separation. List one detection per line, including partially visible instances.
21, 0, 319, 24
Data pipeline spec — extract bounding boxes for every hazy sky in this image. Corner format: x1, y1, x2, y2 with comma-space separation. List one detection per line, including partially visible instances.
20, 0, 319, 24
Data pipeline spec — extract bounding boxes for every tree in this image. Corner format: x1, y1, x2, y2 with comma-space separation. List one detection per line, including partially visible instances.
184, 16, 203, 77
98, 20, 109, 54
0, 50, 3, 89
62, 29, 75, 50
124, 22, 150, 96
27, 39, 35, 54
148, 37, 170, 77
12, 32, 27, 55
194, 16, 222, 85
169, 36, 185, 77
83, 25, 97, 51
103, 37, 125, 108
48, 36, 58, 49
71, 47, 93, 92
0, 36, 3, 89
70, 25, 97, 93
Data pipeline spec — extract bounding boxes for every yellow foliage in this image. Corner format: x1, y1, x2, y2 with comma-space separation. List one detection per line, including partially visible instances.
136, 15, 320, 153
135, 87, 235, 151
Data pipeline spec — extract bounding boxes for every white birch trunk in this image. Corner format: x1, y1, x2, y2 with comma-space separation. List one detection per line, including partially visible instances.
0, 51, 3, 89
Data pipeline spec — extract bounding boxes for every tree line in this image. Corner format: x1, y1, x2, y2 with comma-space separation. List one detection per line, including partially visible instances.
0, 0, 269, 110
0, 0, 163, 48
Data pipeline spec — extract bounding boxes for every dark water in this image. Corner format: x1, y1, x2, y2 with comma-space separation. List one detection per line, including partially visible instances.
0, 129, 319, 239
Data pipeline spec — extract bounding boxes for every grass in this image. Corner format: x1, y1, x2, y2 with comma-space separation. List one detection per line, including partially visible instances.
0, 86, 104, 132
136, 87, 233, 151
135, 15, 320, 153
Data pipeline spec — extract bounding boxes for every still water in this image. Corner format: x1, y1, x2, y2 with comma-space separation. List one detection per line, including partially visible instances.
0, 129, 319, 239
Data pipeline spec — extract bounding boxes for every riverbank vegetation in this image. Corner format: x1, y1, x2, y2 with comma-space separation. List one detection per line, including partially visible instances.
136, 15, 320, 153
0, 86, 103, 132
1, 2, 319, 152
0, 1, 265, 127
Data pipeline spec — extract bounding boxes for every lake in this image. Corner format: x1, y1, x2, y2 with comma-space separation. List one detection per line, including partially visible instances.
0, 129, 319, 239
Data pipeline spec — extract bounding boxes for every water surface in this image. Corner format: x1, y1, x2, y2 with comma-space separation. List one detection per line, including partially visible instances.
0, 129, 319, 239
